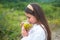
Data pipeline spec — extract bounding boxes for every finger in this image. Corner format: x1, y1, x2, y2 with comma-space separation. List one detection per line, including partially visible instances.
20, 22, 24, 27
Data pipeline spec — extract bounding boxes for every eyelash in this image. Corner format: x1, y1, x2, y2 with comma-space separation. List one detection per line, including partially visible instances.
27, 17, 30, 19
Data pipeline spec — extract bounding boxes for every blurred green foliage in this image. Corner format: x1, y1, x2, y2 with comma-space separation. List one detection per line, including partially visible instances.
0, 0, 60, 40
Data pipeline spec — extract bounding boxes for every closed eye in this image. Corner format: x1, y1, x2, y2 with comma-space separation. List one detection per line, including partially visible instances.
27, 16, 30, 19
26, 16, 30, 19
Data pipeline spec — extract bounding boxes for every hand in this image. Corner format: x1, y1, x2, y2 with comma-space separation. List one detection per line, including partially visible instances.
21, 26, 28, 37
20, 22, 24, 27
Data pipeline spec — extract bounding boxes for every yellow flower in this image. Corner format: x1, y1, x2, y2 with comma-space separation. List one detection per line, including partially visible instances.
24, 23, 32, 31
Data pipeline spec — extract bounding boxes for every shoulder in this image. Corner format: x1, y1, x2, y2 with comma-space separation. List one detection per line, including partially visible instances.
29, 24, 45, 34
33, 24, 45, 32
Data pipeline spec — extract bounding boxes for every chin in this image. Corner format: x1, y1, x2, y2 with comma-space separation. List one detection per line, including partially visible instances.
29, 22, 36, 24
31, 23, 36, 24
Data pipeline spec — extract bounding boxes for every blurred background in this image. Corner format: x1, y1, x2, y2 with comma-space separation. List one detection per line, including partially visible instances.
0, 0, 60, 40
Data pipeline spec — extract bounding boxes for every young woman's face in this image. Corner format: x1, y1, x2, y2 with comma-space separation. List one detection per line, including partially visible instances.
25, 13, 37, 24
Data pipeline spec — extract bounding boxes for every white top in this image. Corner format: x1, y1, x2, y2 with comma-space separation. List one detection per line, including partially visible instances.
21, 24, 47, 40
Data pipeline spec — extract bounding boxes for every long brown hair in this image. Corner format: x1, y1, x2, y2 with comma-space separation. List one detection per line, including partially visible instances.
25, 3, 51, 40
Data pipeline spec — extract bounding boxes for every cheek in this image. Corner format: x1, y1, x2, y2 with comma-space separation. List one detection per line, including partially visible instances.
29, 18, 37, 24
